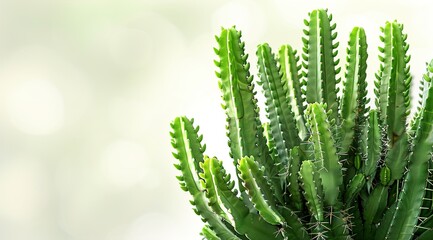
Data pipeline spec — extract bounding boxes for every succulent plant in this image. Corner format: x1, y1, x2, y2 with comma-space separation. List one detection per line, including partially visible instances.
170, 8, 433, 240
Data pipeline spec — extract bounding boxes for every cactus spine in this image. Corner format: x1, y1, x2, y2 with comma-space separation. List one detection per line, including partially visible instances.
170, 9, 433, 240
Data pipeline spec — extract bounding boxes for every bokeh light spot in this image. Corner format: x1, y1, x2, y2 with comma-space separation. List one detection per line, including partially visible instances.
101, 140, 153, 189
6, 79, 64, 135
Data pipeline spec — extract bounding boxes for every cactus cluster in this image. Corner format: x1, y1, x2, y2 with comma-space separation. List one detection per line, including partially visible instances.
170, 9, 433, 240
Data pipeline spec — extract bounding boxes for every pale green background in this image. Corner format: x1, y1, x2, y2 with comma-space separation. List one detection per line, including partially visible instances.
0, 0, 431, 239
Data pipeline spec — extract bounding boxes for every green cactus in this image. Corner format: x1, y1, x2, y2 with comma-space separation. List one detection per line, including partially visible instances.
170, 8, 433, 240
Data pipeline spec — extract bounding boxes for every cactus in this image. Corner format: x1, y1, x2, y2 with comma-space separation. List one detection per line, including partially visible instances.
170, 8, 433, 240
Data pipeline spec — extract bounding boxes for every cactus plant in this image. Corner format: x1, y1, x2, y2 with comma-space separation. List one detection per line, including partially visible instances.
170, 8, 433, 240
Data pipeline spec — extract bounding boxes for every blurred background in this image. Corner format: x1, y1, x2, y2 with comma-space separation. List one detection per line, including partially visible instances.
0, 0, 431, 239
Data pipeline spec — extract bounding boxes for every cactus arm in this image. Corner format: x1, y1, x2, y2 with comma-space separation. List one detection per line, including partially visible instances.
320, 10, 340, 123
340, 27, 368, 154
375, 23, 392, 128
201, 225, 221, 240
278, 206, 310, 240
384, 133, 409, 184
263, 123, 280, 164
351, 201, 364, 240
279, 44, 308, 140
305, 103, 343, 206
376, 22, 411, 144
378, 22, 410, 186
256, 43, 300, 199
214, 27, 267, 194
388, 22, 412, 142
303, 10, 322, 104
409, 67, 430, 148
238, 156, 285, 225
287, 146, 304, 211
381, 60, 433, 240
303, 9, 340, 122
374, 202, 397, 240
200, 156, 247, 226
363, 185, 389, 227
418, 230, 433, 240
263, 122, 287, 202
299, 160, 328, 238
172, 117, 205, 176
420, 154, 433, 220
421, 170, 433, 219
222, 221, 250, 240
411, 63, 432, 128
170, 116, 204, 191
201, 156, 285, 240
361, 110, 381, 189
386, 22, 411, 142
170, 117, 240, 240
417, 213, 433, 236
241, 215, 285, 240
299, 160, 324, 222
409, 109, 422, 142
263, 123, 289, 205
328, 210, 353, 240
345, 173, 366, 205
256, 43, 300, 149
